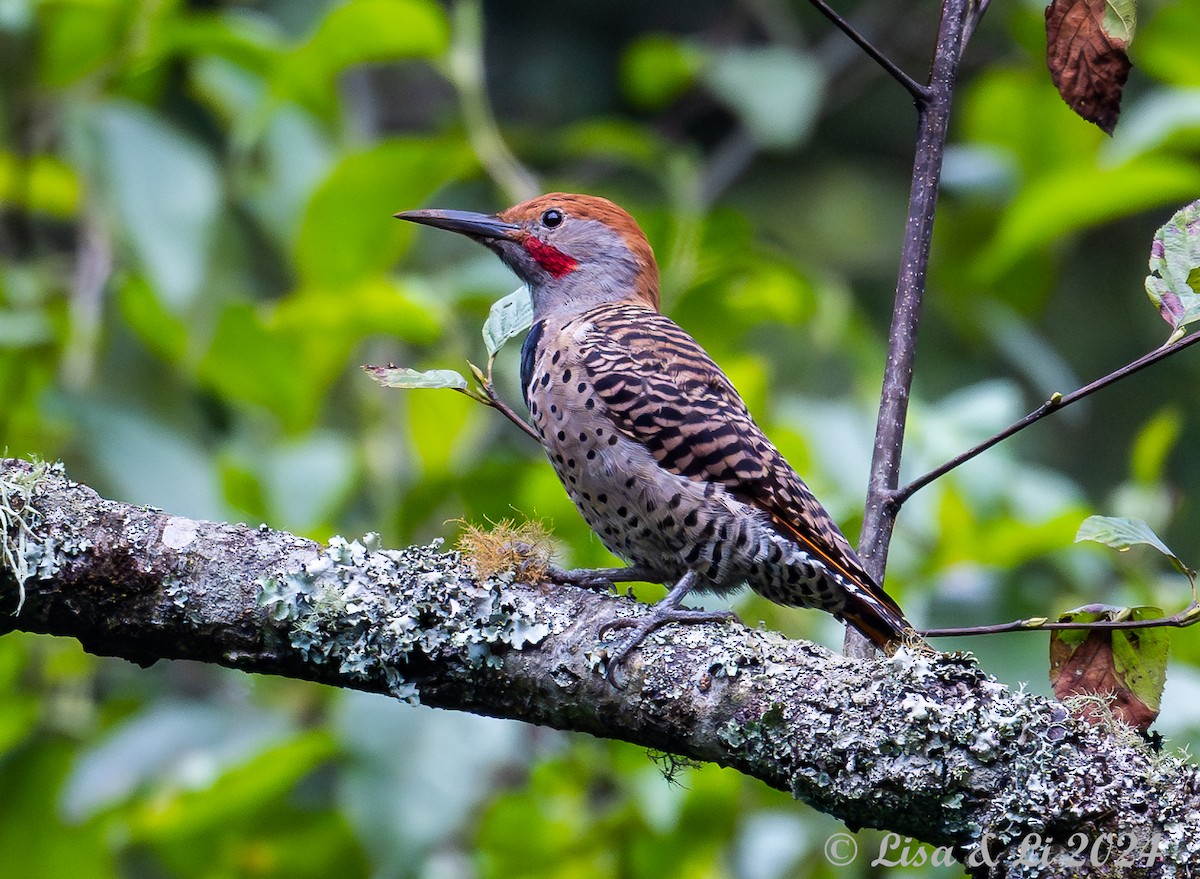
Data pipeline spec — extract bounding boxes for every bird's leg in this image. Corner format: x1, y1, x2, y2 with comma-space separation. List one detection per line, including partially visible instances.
598, 570, 738, 684
544, 563, 662, 591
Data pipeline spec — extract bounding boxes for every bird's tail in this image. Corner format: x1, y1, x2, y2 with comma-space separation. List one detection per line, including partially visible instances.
769, 514, 915, 650
841, 581, 913, 651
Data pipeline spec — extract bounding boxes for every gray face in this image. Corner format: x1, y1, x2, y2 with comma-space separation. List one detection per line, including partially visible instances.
491, 215, 649, 322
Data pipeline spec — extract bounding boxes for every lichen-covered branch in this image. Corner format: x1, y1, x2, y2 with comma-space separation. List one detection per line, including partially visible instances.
1, 458, 1197, 877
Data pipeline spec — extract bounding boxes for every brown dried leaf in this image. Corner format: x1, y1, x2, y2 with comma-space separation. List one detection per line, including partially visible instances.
1049, 605, 1167, 732
1045, 0, 1133, 134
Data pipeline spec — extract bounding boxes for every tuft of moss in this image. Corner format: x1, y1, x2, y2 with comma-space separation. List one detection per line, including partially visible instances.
455, 518, 555, 584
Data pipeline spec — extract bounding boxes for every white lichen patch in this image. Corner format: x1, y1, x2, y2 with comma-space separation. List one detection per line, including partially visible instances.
899, 691, 937, 722
161, 517, 201, 550
886, 644, 936, 678
258, 536, 554, 703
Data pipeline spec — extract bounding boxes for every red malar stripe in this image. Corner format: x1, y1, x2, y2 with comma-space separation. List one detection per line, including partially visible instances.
523, 237, 578, 278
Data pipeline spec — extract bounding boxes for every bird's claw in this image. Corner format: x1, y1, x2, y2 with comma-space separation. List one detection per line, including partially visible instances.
599, 608, 738, 687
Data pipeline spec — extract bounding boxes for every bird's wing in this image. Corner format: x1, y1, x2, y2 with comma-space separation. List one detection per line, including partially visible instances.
575, 305, 884, 597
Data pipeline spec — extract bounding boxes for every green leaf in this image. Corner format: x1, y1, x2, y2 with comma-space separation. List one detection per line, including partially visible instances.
1102, 89, 1200, 166
257, 433, 356, 533
559, 119, 666, 169
0, 151, 80, 218
37, 1, 127, 86
69, 401, 226, 521
1145, 198, 1200, 339
78, 102, 222, 311
978, 159, 1200, 280
198, 303, 323, 429
1139, 1, 1200, 87
125, 731, 338, 843
190, 55, 268, 127
620, 34, 702, 109
116, 276, 189, 363
0, 739, 118, 879
0, 680, 38, 754
482, 286, 533, 357
333, 694, 527, 872
1074, 514, 1191, 577
700, 46, 824, 150
0, 309, 53, 347
295, 137, 474, 286
242, 109, 335, 250
1103, 0, 1137, 43
62, 701, 293, 821
1130, 406, 1182, 485
363, 366, 468, 391
1113, 609, 1169, 717
273, 278, 442, 346
1075, 514, 1174, 556
164, 11, 282, 78
198, 280, 442, 431
278, 0, 449, 114
407, 382, 474, 475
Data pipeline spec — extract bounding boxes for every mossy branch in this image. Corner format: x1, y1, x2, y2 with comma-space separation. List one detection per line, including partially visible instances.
1, 457, 1198, 876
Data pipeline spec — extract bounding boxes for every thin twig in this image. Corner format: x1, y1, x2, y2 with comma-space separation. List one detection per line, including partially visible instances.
474, 383, 540, 443
895, 332, 1200, 506
806, 0, 929, 103
445, 0, 540, 203
923, 604, 1200, 638
462, 360, 540, 443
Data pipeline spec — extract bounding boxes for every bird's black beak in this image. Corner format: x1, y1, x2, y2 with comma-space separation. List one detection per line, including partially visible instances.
393, 208, 520, 241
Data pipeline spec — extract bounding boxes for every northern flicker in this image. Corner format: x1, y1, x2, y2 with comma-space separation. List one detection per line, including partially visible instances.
396, 193, 912, 670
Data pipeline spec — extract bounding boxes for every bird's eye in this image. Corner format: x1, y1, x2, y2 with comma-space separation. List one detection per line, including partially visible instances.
541, 209, 563, 228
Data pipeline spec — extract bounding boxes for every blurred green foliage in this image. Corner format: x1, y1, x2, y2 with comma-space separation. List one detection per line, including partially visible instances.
2, 0, 1200, 877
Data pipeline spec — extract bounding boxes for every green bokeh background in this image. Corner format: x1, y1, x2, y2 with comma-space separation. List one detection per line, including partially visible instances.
2, 0, 1200, 876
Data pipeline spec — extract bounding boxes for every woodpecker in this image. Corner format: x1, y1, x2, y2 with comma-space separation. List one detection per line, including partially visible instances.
396, 193, 912, 670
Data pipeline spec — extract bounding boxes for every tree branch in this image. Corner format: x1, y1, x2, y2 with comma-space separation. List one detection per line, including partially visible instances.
1, 458, 1196, 875
895, 332, 1200, 506
857, 0, 975, 585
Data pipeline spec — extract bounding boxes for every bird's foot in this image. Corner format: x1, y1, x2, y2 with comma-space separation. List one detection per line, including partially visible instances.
545, 564, 660, 592
599, 605, 738, 686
